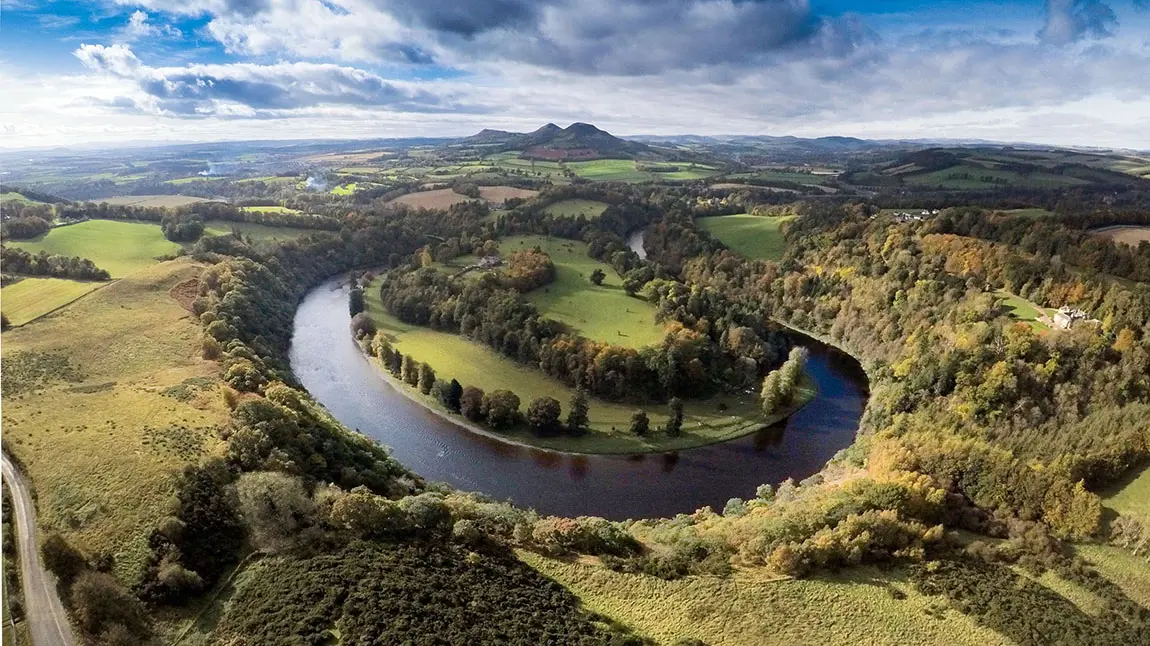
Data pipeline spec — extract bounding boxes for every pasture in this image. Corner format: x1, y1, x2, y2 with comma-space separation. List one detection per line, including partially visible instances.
904, 165, 1088, 190
0, 277, 105, 326
9, 220, 182, 277
239, 205, 300, 214
502, 235, 665, 349
94, 195, 210, 207
567, 159, 650, 182
520, 553, 1009, 646
388, 188, 475, 210
478, 185, 538, 204
0, 190, 46, 207
543, 199, 609, 219
1092, 226, 1150, 247
698, 214, 793, 261
331, 183, 358, 195
363, 273, 803, 453
0, 259, 229, 586
1102, 463, 1150, 525
202, 220, 315, 243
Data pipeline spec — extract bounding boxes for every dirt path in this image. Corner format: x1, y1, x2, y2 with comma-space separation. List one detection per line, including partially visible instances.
1, 455, 77, 646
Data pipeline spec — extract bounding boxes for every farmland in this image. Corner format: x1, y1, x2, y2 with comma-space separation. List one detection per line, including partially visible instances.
1092, 226, 1150, 247
388, 187, 476, 209
0, 278, 105, 326
202, 220, 315, 242
9, 220, 182, 277
90, 195, 211, 207
698, 214, 794, 261
543, 199, 609, 218
477, 185, 538, 204
238, 205, 301, 214
0, 259, 229, 586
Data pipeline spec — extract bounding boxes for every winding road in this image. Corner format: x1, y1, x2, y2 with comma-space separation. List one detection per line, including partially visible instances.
1, 454, 77, 646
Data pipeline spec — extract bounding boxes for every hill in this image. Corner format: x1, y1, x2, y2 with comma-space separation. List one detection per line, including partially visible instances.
461, 122, 656, 160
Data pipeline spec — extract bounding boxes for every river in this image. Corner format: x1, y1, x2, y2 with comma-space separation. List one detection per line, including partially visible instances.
291, 279, 868, 519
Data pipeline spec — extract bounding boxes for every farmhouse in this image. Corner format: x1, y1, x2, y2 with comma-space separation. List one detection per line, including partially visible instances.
478, 255, 502, 269
1053, 305, 1088, 330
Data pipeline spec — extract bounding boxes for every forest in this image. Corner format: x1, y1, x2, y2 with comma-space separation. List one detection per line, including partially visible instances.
21, 178, 1150, 646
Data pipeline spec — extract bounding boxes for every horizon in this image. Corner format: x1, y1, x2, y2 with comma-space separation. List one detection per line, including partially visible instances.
2, 1, 1150, 149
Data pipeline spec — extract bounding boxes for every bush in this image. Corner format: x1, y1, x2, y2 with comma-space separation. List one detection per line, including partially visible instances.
71, 571, 148, 639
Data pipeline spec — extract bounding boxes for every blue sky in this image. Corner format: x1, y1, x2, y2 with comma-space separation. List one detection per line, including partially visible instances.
2, 1, 1149, 148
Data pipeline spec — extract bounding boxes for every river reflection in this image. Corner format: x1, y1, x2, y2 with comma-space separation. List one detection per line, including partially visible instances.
291, 278, 868, 519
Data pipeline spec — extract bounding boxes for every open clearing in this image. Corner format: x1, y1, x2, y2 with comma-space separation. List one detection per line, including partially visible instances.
698, 214, 794, 261
202, 220, 314, 243
1102, 463, 1150, 525
520, 553, 1009, 646
477, 185, 538, 204
0, 278, 105, 326
503, 235, 666, 348
363, 274, 807, 453
238, 205, 300, 214
9, 220, 182, 277
0, 259, 229, 586
92, 195, 211, 208
1, 191, 47, 208
543, 199, 609, 219
388, 188, 475, 209
566, 159, 717, 183
1092, 226, 1150, 247
995, 290, 1052, 331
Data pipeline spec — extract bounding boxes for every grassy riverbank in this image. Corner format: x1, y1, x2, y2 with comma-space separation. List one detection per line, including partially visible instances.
361, 277, 815, 454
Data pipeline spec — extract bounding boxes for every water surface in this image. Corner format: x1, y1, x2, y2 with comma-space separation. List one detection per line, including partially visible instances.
291, 279, 868, 519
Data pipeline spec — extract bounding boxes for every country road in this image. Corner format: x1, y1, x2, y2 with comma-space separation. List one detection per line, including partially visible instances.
1, 454, 77, 646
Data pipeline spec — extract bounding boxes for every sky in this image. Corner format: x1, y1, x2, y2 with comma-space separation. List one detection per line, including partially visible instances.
1, 0, 1149, 149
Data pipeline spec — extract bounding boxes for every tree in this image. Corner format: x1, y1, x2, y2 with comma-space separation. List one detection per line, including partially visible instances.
389, 351, 403, 376
589, 268, 606, 286
41, 533, 87, 590
445, 379, 464, 412
349, 287, 365, 316
623, 277, 643, 297
629, 410, 649, 436
566, 388, 590, 434
461, 386, 485, 421
418, 362, 436, 395
235, 472, 317, 553
402, 355, 419, 386
665, 397, 684, 437
760, 371, 782, 416
483, 390, 521, 429
527, 397, 562, 434
71, 571, 148, 638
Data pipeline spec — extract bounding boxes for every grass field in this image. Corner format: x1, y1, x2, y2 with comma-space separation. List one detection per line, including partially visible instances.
94, 195, 210, 207
520, 553, 1010, 646
731, 169, 836, 185
502, 235, 665, 348
543, 199, 609, 219
238, 205, 300, 214
388, 187, 475, 210
0, 191, 46, 207
995, 290, 1052, 331
1101, 463, 1150, 525
0, 259, 229, 586
477, 186, 538, 204
202, 220, 314, 243
331, 183, 358, 195
1092, 226, 1150, 247
0, 278, 105, 326
9, 220, 182, 278
698, 214, 794, 261
1074, 544, 1150, 609
363, 273, 809, 453
567, 160, 650, 182
1000, 208, 1055, 218
904, 165, 1088, 190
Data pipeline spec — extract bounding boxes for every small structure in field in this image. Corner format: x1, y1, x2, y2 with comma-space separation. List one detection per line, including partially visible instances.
478, 255, 502, 269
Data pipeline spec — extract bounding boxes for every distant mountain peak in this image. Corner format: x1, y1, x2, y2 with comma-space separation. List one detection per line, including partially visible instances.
533, 123, 562, 135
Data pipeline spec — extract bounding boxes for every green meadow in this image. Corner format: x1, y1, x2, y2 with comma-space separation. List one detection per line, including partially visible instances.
995, 290, 1052, 331
9, 220, 182, 278
202, 220, 315, 243
542, 199, 609, 219
362, 253, 810, 453
502, 235, 665, 349
698, 214, 794, 261
238, 205, 301, 214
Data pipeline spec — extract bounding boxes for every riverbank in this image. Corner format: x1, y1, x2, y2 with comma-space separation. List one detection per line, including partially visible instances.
355, 333, 817, 455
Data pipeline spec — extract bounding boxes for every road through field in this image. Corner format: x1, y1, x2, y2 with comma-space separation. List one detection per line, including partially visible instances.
1, 454, 77, 646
